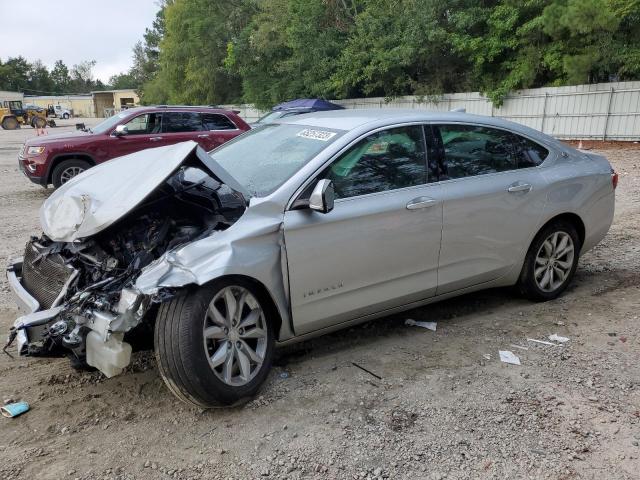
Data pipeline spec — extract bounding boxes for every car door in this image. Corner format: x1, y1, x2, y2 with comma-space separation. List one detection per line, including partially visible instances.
107, 112, 165, 158
161, 111, 206, 146
283, 125, 443, 335
200, 113, 243, 150
431, 123, 549, 294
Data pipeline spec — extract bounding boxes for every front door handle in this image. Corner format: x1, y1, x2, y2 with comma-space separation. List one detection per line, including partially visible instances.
197, 134, 210, 138
406, 197, 437, 210
507, 183, 532, 193
149, 136, 163, 142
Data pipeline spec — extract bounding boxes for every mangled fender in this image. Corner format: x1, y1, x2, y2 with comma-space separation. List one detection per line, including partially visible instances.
136, 198, 294, 341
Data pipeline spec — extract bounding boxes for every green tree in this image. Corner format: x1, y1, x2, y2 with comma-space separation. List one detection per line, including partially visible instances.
227, 0, 357, 108
108, 72, 138, 89
332, 0, 474, 99
50, 60, 71, 93
143, 0, 249, 105
0, 56, 31, 91
25, 60, 54, 94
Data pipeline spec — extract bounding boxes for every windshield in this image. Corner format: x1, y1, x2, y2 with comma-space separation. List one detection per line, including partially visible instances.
91, 111, 130, 134
255, 111, 285, 124
209, 124, 345, 197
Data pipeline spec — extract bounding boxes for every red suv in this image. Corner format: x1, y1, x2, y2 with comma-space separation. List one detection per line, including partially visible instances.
18, 106, 251, 188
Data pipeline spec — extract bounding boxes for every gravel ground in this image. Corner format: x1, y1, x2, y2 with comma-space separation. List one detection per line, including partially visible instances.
0, 122, 639, 480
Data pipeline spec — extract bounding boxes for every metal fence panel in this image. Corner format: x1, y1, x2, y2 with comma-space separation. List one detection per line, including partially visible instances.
222, 81, 640, 140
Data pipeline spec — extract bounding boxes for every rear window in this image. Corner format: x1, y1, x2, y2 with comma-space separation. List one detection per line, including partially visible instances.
512, 134, 549, 168
202, 114, 236, 130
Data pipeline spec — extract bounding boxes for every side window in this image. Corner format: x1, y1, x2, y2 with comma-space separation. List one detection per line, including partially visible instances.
512, 134, 549, 168
163, 112, 203, 133
436, 124, 516, 180
319, 126, 427, 199
124, 113, 162, 135
202, 114, 236, 130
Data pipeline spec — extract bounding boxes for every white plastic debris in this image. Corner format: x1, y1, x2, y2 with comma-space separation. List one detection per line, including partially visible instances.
499, 350, 521, 365
405, 319, 437, 331
482, 354, 491, 361
527, 338, 557, 346
548, 334, 569, 343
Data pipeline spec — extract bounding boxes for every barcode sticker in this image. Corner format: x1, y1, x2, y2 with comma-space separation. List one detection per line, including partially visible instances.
296, 129, 337, 141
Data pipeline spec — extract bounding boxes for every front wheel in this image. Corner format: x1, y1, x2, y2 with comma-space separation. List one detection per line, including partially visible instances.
51, 159, 90, 188
154, 279, 275, 407
518, 220, 580, 301
1, 116, 19, 130
62, 113, 69, 119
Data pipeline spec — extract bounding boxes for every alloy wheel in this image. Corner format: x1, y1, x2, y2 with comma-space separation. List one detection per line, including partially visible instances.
59, 166, 85, 183
203, 286, 268, 386
534, 231, 575, 292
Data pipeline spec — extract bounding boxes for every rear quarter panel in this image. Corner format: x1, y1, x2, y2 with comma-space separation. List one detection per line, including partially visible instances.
539, 151, 615, 253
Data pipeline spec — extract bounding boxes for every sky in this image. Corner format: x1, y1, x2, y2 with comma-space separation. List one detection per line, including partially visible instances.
0, 0, 160, 84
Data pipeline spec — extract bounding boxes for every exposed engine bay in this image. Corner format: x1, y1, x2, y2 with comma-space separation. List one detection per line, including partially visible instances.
6, 159, 246, 376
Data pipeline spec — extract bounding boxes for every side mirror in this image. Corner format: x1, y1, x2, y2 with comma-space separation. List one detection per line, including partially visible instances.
309, 179, 334, 214
113, 124, 128, 136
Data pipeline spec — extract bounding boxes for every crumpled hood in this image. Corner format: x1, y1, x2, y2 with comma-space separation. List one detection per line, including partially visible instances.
41, 141, 248, 242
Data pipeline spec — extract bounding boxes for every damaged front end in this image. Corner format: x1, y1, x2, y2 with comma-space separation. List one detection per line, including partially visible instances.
5, 142, 247, 377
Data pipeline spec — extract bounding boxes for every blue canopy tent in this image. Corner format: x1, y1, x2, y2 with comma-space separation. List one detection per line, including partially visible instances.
271, 98, 345, 111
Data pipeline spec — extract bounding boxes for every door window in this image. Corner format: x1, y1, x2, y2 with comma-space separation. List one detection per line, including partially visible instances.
512, 134, 549, 168
319, 126, 427, 199
162, 112, 203, 133
123, 113, 162, 135
435, 125, 516, 179
202, 114, 236, 130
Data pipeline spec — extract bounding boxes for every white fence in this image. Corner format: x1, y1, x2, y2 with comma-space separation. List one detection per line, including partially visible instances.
223, 80, 640, 141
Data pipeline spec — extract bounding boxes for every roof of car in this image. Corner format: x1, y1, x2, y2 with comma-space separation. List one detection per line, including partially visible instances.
124, 105, 238, 114
277, 108, 549, 141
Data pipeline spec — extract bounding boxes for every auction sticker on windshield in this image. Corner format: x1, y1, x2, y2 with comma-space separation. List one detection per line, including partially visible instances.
296, 129, 337, 141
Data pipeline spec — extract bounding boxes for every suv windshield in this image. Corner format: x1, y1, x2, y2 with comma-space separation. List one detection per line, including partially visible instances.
91, 111, 131, 134
209, 124, 344, 197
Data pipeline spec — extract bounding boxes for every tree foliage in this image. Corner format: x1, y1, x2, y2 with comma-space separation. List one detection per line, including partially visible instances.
0, 57, 110, 94
4, 0, 640, 106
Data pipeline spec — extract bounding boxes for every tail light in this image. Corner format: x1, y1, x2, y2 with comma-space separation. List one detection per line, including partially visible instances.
612, 170, 618, 190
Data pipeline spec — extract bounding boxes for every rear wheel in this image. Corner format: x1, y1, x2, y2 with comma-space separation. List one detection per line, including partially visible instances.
154, 279, 275, 407
1, 116, 19, 130
62, 113, 69, 119
51, 159, 91, 188
518, 220, 580, 301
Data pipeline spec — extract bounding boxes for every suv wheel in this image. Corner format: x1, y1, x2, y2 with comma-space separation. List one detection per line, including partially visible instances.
155, 279, 275, 407
518, 220, 580, 301
51, 159, 91, 188
62, 113, 70, 119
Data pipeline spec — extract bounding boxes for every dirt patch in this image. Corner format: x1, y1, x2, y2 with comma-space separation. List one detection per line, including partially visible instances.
0, 124, 639, 479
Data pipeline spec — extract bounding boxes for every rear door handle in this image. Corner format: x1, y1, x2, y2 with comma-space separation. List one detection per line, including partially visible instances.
406, 197, 437, 210
149, 136, 163, 142
507, 183, 532, 193
197, 134, 210, 138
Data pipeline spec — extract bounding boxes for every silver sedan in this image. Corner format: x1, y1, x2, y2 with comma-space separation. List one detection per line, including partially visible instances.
7, 110, 616, 407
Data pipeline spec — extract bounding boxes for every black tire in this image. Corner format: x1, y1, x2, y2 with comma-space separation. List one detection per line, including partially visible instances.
51, 159, 91, 188
1, 116, 19, 130
518, 220, 581, 301
154, 278, 275, 408
62, 113, 69, 119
